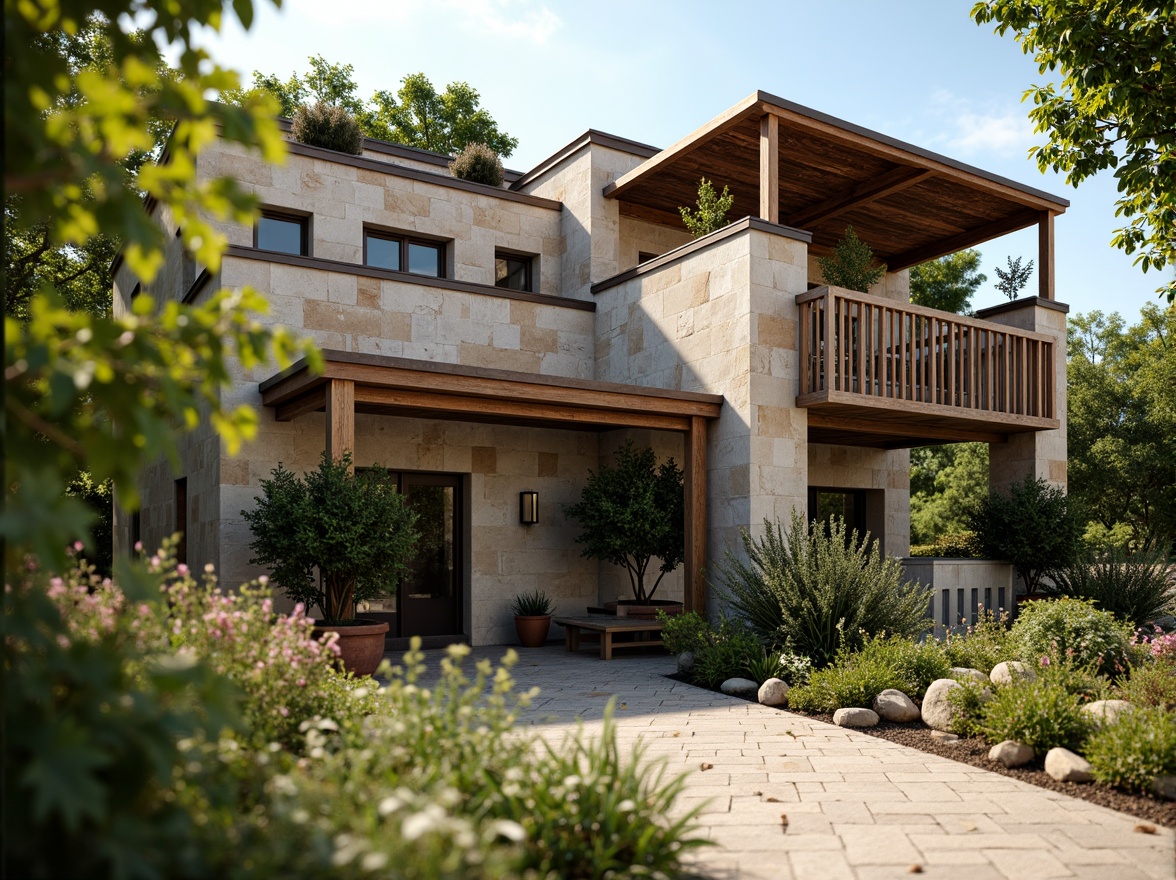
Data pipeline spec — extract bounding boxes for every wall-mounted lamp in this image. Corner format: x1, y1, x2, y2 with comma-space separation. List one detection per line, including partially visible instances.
519, 490, 539, 525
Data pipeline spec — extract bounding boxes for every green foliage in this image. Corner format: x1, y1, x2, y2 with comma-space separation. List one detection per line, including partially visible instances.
291, 101, 363, 154
993, 255, 1034, 300
978, 673, 1093, 753
945, 679, 992, 736
908, 532, 982, 558
817, 225, 887, 293
777, 650, 814, 687
1086, 707, 1176, 793
942, 608, 1014, 674
678, 177, 734, 237
565, 441, 684, 602
449, 142, 505, 186
909, 249, 986, 314
910, 442, 990, 545
1045, 547, 1175, 626
692, 617, 762, 689
65, 472, 113, 576
510, 589, 553, 617
658, 610, 711, 657
967, 476, 1085, 595
1067, 305, 1176, 552
787, 634, 948, 712
715, 511, 930, 667
242, 453, 420, 622
1008, 598, 1134, 677
744, 647, 785, 685
972, 0, 1176, 302
1115, 658, 1176, 710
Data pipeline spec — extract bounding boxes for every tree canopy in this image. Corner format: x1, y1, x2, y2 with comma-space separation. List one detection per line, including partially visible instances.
972, 1, 1176, 302
909, 249, 986, 314
225, 57, 519, 157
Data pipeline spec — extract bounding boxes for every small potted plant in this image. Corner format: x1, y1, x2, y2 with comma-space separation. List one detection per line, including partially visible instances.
242, 452, 419, 675
511, 589, 554, 647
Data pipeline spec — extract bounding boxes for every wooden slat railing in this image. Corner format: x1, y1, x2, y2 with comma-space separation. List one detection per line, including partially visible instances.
797, 286, 1055, 420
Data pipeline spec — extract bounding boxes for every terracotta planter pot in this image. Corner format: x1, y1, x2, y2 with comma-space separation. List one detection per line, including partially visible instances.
603, 599, 684, 620
514, 614, 551, 648
313, 619, 390, 677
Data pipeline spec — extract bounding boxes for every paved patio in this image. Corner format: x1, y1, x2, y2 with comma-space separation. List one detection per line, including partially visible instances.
417, 644, 1174, 880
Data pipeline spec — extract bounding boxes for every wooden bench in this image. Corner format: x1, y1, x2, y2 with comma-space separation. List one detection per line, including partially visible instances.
553, 615, 664, 661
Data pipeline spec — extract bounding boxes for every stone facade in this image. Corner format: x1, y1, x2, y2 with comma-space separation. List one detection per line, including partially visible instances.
115, 108, 1068, 645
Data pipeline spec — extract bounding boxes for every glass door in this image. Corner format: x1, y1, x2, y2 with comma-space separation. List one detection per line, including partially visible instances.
398, 473, 462, 638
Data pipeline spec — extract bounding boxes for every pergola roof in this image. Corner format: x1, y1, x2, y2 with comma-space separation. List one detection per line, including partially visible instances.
603, 91, 1069, 272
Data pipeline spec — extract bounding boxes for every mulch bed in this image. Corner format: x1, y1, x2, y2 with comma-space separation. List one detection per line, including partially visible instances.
667, 673, 1176, 828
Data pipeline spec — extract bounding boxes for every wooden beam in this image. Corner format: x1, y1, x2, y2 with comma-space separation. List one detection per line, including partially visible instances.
1038, 210, 1055, 300
618, 201, 687, 229
759, 113, 779, 224
683, 416, 707, 614
325, 378, 355, 470
275, 388, 326, 422
886, 209, 1041, 272
805, 411, 1009, 445
786, 167, 935, 229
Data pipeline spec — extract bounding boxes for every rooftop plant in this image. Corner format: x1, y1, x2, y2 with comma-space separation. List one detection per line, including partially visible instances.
449, 142, 505, 186
291, 101, 363, 154
679, 177, 734, 237
817, 225, 886, 292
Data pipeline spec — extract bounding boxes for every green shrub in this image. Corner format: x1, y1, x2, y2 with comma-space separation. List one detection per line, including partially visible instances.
715, 511, 931, 667
978, 674, 1092, 753
946, 679, 992, 737
744, 647, 784, 685
817, 225, 886, 292
787, 654, 901, 713
1008, 597, 1134, 677
908, 531, 981, 558
778, 650, 813, 687
449, 142, 504, 186
855, 634, 951, 697
1044, 547, 1175, 626
678, 177, 733, 237
1085, 707, 1176, 793
1116, 659, 1176, 710
510, 589, 553, 616
692, 617, 761, 688
291, 101, 363, 154
942, 608, 1013, 674
657, 610, 710, 657
967, 476, 1085, 595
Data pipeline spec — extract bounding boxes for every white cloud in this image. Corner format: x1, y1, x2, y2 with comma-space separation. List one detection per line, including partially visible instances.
923, 91, 1033, 158
293, 0, 562, 44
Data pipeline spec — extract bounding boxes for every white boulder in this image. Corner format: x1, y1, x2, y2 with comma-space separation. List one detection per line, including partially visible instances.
833, 707, 879, 728
1081, 699, 1134, 728
1044, 747, 1093, 783
872, 689, 920, 723
951, 667, 989, 684
990, 661, 1036, 686
758, 678, 790, 706
921, 678, 963, 732
988, 740, 1035, 768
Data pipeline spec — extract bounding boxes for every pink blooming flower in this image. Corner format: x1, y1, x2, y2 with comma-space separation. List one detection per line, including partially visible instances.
1040, 655, 1051, 667
176, 564, 189, 577
278, 707, 289, 717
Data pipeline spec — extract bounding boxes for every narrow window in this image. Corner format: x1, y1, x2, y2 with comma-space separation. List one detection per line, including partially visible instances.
494, 251, 533, 292
256, 211, 308, 255
407, 241, 444, 277
365, 231, 402, 271
174, 477, 188, 566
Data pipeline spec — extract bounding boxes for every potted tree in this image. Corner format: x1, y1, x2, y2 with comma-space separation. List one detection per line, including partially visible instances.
511, 589, 554, 647
565, 440, 685, 619
242, 452, 419, 676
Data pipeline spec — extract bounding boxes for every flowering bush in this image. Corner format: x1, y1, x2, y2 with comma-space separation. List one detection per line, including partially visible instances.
1085, 707, 1176, 793
941, 607, 1014, 674
978, 670, 1093, 753
1008, 597, 1135, 677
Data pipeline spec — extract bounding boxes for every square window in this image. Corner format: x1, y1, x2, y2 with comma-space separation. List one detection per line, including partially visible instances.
495, 252, 533, 292
365, 233, 401, 271
256, 212, 307, 255
407, 241, 443, 277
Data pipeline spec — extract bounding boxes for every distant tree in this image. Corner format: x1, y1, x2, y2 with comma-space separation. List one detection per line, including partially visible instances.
972, 0, 1176, 303
818, 226, 887, 293
910, 443, 990, 544
909, 249, 986, 314
994, 255, 1034, 300
227, 61, 518, 157
679, 177, 734, 237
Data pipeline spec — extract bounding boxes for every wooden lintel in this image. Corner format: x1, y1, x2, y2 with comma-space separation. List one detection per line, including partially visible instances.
683, 416, 708, 614
786, 167, 935, 230
886, 209, 1041, 272
759, 113, 780, 224
1038, 211, 1055, 300
325, 378, 355, 469
275, 389, 325, 422
261, 369, 322, 408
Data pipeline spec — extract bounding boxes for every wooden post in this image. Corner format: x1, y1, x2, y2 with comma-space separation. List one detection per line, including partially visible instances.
325, 378, 355, 471
759, 113, 779, 224
1038, 211, 1055, 300
683, 416, 707, 614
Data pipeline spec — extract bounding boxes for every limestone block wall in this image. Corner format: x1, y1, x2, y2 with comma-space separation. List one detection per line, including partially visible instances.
807, 444, 911, 557
199, 140, 564, 296
618, 216, 692, 271
220, 256, 596, 379
807, 255, 910, 301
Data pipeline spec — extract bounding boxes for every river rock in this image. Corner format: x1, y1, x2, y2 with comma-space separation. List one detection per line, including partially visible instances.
873, 688, 920, 723
950, 667, 989, 684
990, 661, 1037, 686
833, 707, 879, 728
758, 678, 790, 706
1153, 776, 1176, 800
1082, 699, 1134, 728
677, 651, 694, 674
988, 740, 1035, 768
1044, 747, 1093, 783
720, 677, 758, 696
921, 678, 963, 731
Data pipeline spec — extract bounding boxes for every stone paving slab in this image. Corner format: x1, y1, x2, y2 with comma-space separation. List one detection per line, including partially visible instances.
416, 645, 1175, 880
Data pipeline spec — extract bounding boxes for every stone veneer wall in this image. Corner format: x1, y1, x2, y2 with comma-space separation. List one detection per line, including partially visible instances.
807, 445, 910, 557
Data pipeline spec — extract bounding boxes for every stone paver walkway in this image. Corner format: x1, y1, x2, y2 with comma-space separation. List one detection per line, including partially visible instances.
417, 645, 1174, 880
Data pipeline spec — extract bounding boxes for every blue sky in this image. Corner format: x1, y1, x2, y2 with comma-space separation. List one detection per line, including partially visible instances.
191, 0, 1167, 319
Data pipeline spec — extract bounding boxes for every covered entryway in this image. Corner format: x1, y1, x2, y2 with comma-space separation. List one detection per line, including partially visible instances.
258, 351, 724, 641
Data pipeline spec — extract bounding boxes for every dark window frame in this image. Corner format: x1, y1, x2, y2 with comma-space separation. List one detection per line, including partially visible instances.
363, 227, 447, 278
494, 249, 535, 292
174, 477, 188, 566
638, 251, 660, 264
254, 209, 310, 256
807, 487, 868, 538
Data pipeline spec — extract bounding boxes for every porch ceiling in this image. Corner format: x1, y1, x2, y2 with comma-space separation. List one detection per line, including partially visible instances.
258, 350, 724, 433
603, 91, 1069, 271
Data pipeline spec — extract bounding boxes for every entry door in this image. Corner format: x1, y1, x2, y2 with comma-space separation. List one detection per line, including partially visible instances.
398, 473, 462, 638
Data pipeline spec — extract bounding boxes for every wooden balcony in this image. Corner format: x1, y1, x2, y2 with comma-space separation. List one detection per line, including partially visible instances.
797, 286, 1059, 448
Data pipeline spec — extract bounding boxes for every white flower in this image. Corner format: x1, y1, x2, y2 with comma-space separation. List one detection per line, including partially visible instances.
485, 819, 526, 843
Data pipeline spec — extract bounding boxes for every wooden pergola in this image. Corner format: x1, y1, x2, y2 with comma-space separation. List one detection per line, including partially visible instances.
604, 91, 1070, 299
258, 351, 724, 612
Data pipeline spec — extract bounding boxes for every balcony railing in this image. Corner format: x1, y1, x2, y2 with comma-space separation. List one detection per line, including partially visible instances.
796, 286, 1057, 445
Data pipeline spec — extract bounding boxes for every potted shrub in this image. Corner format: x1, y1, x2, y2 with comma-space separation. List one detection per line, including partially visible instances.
565, 440, 685, 618
511, 589, 554, 647
242, 452, 419, 675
